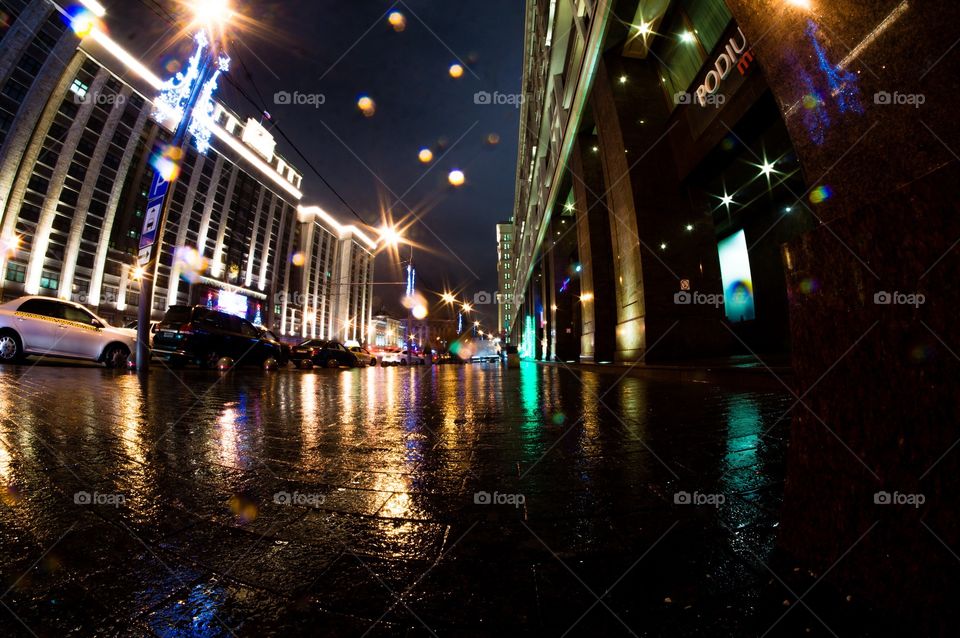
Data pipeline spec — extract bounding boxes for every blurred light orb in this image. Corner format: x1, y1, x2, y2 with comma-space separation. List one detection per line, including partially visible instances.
357, 95, 376, 117
486, 133, 501, 146
263, 358, 279, 371
449, 63, 464, 79
388, 11, 406, 32
418, 148, 434, 164
173, 246, 208, 283
803, 93, 822, 110
809, 185, 833, 204
68, 8, 100, 37
291, 252, 306, 267
799, 277, 820, 295
164, 58, 181, 74
217, 357, 235, 371
412, 304, 428, 320
448, 170, 465, 187
150, 145, 184, 182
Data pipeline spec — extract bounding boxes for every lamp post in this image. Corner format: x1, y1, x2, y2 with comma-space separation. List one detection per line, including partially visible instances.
136, 0, 233, 371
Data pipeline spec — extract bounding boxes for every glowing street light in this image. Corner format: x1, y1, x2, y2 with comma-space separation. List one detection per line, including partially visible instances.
462, 302, 473, 313
441, 292, 456, 304
190, 0, 233, 29
378, 225, 404, 248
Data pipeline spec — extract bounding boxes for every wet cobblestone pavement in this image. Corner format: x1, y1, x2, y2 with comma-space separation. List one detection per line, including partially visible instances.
0, 362, 883, 636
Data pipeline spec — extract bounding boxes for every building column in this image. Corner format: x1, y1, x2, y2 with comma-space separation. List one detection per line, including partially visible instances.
209, 167, 239, 278
196, 156, 225, 258
59, 84, 133, 302
570, 135, 617, 363
166, 153, 207, 309
88, 107, 151, 311
244, 187, 266, 287
24, 68, 110, 295
0, 1, 76, 219
0, 52, 84, 291
257, 197, 279, 291
723, 0, 960, 628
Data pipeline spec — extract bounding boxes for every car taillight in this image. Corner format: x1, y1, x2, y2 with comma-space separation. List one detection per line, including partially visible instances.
179, 322, 194, 334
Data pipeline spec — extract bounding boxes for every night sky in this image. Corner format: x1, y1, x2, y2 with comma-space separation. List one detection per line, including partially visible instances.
103, 0, 525, 323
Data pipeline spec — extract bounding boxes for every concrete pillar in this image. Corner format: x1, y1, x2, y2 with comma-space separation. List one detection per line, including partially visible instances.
722, 0, 960, 629
0, 52, 84, 289
196, 156, 224, 258
25, 68, 110, 295
244, 187, 266, 287
570, 135, 617, 363
209, 167, 239, 278
59, 84, 133, 302
0, 1, 75, 219
591, 54, 729, 362
88, 106, 151, 311
166, 153, 207, 309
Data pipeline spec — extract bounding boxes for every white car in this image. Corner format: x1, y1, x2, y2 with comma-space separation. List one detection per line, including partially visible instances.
399, 350, 426, 366
0, 296, 137, 368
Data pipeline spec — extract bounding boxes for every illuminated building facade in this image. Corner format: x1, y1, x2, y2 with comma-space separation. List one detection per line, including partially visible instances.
495, 221, 514, 342
509, 0, 960, 628
509, 0, 819, 363
0, 1, 374, 341
369, 309, 403, 348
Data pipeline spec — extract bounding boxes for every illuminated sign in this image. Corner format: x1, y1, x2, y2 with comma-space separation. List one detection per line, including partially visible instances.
717, 230, 755, 323
241, 118, 277, 162
217, 290, 249, 319
695, 28, 753, 107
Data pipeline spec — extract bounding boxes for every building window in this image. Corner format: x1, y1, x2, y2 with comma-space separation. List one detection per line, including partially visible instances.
70, 79, 89, 100
39, 271, 59, 290
5, 263, 26, 284
658, 0, 733, 103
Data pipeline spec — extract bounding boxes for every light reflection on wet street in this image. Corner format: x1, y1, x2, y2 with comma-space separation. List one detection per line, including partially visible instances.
1, 362, 800, 636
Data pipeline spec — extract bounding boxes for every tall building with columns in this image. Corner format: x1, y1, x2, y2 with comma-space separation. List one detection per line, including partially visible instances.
0, 0, 374, 341
508, 0, 960, 629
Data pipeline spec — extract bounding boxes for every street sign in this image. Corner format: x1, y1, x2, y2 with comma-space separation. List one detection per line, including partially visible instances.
138, 170, 169, 266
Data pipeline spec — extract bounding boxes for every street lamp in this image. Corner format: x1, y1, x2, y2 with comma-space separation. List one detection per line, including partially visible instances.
378, 225, 403, 249
190, 0, 233, 28
135, 1, 233, 371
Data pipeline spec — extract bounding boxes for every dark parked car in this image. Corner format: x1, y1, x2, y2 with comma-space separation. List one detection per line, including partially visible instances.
289, 339, 358, 369
152, 306, 286, 368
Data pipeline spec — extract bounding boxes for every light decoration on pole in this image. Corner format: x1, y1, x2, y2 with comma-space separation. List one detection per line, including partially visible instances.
406, 263, 415, 298
152, 31, 230, 155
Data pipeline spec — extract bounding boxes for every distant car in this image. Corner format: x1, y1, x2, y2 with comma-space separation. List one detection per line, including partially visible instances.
349, 346, 377, 366
0, 296, 136, 368
151, 305, 285, 368
399, 349, 426, 366
375, 347, 401, 366
290, 339, 358, 369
